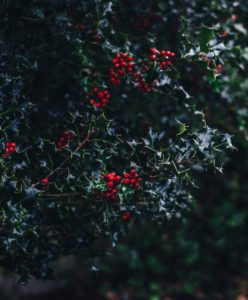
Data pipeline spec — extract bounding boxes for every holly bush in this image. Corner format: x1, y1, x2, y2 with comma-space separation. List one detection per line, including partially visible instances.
1, 0, 246, 283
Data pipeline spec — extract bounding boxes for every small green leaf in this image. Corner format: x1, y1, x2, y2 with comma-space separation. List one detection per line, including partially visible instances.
25, 187, 42, 199
180, 17, 190, 34
200, 25, 215, 52
177, 120, 188, 135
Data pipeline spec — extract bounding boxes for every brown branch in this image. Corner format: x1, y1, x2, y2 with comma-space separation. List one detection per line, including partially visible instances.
40, 193, 81, 197
48, 130, 92, 178
34, 130, 93, 186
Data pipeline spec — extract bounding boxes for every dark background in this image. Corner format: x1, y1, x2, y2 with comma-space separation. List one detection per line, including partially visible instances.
0, 1, 248, 299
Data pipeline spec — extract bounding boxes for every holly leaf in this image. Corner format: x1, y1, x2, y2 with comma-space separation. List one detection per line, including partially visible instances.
200, 25, 215, 52
25, 187, 42, 199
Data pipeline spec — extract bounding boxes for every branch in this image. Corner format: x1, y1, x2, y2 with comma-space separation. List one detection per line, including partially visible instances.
34, 130, 93, 186
40, 193, 81, 197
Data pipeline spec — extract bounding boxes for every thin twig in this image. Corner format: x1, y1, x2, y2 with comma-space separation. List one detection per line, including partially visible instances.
40, 193, 81, 197
34, 130, 93, 186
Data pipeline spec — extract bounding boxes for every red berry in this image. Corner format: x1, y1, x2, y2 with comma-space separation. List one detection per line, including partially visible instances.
41, 178, 49, 185
8, 147, 15, 153
160, 61, 166, 68
78, 24, 85, 31
95, 34, 103, 42
150, 48, 158, 54
114, 175, 121, 182
97, 92, 104, 98
107, 181, 114, 187
134, 183, 140, 189
123, 173, 130, 179
107, 174, 115, 181
68, 133, 76, 139
55, 141, 62, 148
121, 211, 131, 221
120, 61, 126, 67
101, 98, 108, 105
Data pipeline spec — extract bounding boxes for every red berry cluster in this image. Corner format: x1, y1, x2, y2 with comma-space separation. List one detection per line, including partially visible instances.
68, 23, 85, 31
121, 211, 131, 221
122, 169, 142, 189
109, 52, 134, 85
149, 48, 175, 69
132, 72, 157, 93
99, 168, 141, 201
109, 52, 154, 93
55, 130, 76, 149
87, 87, 111, 108
41, 177, 49, 185
108, 49, 174, 94
101, 172, 122, 201
3, 142, 16, 158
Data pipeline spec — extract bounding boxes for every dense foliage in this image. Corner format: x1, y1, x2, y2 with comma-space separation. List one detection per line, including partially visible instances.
0, 0, 247, 287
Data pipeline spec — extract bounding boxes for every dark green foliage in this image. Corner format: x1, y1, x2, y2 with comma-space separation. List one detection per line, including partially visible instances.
0, 0, 247, 289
